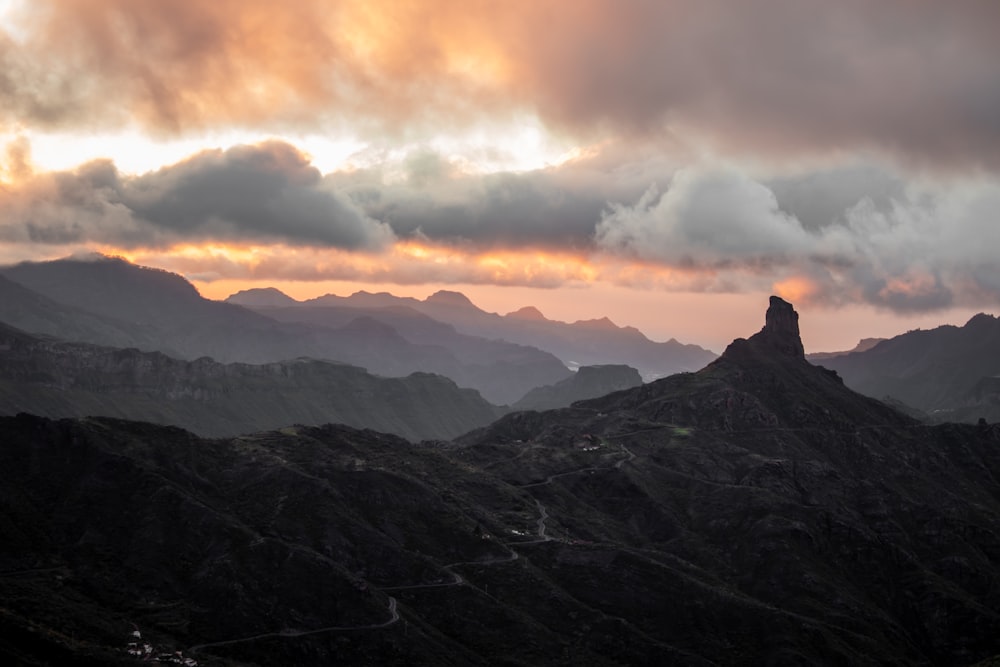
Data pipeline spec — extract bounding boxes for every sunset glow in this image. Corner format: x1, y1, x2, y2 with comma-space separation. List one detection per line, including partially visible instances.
2, 0, 998, 351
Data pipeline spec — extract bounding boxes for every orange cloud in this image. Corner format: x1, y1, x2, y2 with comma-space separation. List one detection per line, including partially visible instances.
91, 238, 719, 296
4, 0, 527, 136
773, 276, 820, 305
6, 1, 999, 168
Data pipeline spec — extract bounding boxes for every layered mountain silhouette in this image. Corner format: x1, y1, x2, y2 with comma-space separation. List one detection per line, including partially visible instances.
0, 273, 158, 350
818, 312, 1000, 423
3, 296, 999, 665
0, 256, 571, 404
0, 322, 503, 441
228, 286, 717, 380
808, 336, 886, 361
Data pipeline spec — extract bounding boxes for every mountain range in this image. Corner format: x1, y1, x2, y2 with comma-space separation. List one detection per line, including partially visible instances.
817, 313, 1000, 423
0, 322, 503, 442
0, 256, 574, 405
3, 253, 998, 431
227, 286, 717, 380
3, 297, 999, 665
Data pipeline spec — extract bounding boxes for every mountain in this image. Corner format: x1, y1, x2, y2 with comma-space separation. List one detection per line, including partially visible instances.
234, 303, 574, 403
808, 337, 886, 361
511, 364, 643, 411
3, 296, 999, 665
231, 286, 718, 380
0, 273, 158, 350
0, 256, 571, 404
226, 286, 300, 307
0, 322, 503, 442
418, 290, 719, 379
819, 312, 1000, 423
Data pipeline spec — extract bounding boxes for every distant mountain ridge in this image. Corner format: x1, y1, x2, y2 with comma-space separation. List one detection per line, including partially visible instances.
818, 312, 1000, 423
807, 336, 886, 361
0, 256, 571, 404
0, 322, 504, 441
228, 286, 718, 379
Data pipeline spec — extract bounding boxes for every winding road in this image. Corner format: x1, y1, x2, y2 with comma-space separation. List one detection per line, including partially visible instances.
189, 432, 645, 656
189, 596, 399, 654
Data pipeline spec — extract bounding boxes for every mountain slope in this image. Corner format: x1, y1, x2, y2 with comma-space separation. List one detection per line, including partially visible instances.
456, 297, 1000, 663
511, 364, 643, 411
819, 313, 1000, 422
0, 322, 503, 441
3, 297, 999, 665
0, 274, 158, 351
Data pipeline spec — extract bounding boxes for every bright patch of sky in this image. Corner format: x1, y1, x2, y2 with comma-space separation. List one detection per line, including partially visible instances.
6, 114, 573, 178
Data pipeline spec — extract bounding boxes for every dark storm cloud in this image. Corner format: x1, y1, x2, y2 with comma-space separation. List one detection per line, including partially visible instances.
337, 163, 640, 251
123, 142, 391, 248
511, 0, 1000, 169
3, 1, 999, 168
321, 143, 694, 251
0, 142, 393, 249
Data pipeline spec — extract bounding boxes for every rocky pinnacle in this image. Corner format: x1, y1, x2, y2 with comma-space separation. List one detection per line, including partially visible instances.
761, 295, 805, 359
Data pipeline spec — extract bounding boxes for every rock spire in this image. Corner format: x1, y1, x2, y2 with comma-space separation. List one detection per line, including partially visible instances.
760, 295, 805, 359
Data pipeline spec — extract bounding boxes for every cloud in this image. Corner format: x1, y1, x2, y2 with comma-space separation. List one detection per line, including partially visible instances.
123, 142, 392, 248
766, 164, 906, 232
339, 164, 624, 251
0, 141, 393, 249
4, 133, 1000, 316
320, 141, 696, 252
2, 1, 999, 168
114, 242, 609, 290
596, 166, 812, 267
595, 163, 1000, 312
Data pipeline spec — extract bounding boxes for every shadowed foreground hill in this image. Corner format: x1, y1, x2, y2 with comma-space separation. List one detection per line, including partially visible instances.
3, 298, 1000, 665
0, 323, 503, 442
511, 364, 643, 411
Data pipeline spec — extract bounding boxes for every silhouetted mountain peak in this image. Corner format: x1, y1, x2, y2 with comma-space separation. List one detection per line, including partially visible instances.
574, 316, 619, 330
507, 306, 547, 321
226, 287, 299, 307
966, 312, 998, 328
425, 290, 476, 308
762, 295, 805, 358
67, 249, 119, 263
723, 295, 805, 362
3, 254, 204, 311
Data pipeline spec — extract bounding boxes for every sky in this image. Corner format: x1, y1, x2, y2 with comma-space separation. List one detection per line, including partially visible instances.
2, 0, 999, 353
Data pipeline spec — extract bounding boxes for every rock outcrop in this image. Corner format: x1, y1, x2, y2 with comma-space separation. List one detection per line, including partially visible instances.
761, 294, 805, 358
